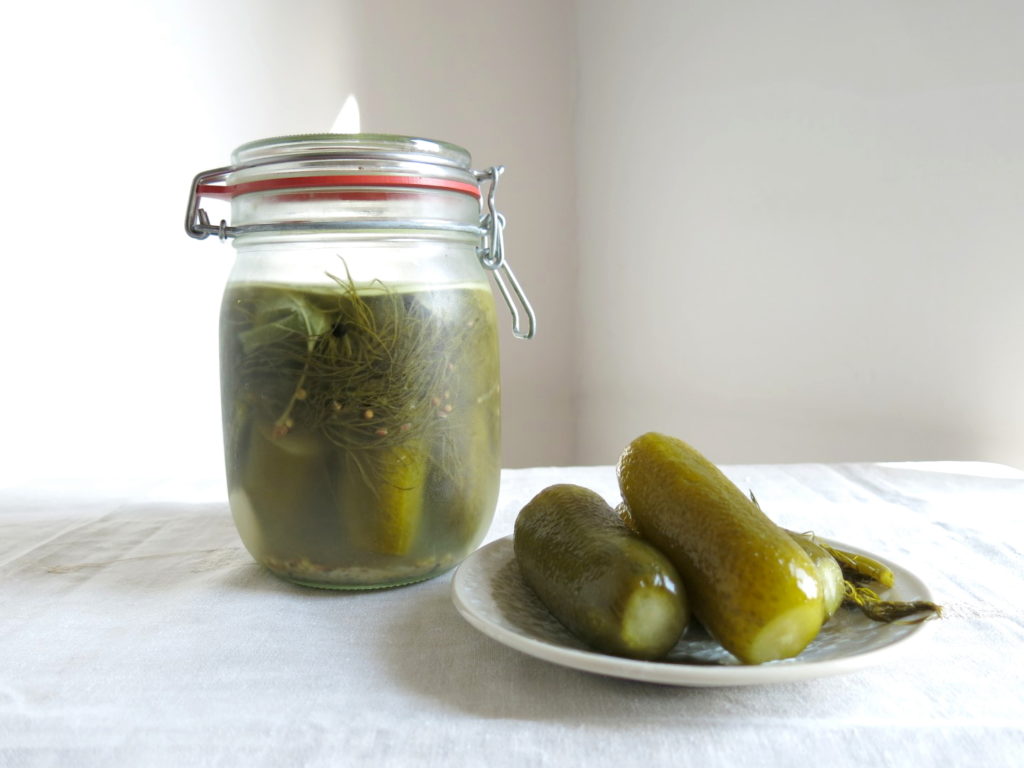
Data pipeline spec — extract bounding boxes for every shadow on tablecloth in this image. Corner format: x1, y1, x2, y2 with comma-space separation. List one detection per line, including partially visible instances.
371, 575, 830, 721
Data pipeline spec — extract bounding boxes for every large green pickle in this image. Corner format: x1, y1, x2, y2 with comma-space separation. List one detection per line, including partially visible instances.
514, 484, 689, 660
617, 433, 824, 664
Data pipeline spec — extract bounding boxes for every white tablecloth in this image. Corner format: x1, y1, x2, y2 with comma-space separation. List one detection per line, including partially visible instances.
1, 462, 1022, 767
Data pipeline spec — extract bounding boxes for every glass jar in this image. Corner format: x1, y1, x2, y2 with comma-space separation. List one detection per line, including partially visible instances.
186, 134, 534, 589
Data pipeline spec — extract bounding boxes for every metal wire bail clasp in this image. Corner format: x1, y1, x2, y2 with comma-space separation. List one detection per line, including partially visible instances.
475, 166, 537, 340
185, 166, 234, 241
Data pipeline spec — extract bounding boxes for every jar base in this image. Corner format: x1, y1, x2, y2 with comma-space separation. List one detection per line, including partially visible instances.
284, 573, 436, 591
259, 553, 458, 590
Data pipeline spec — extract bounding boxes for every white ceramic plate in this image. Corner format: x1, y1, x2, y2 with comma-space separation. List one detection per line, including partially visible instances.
451, 535, 936, 686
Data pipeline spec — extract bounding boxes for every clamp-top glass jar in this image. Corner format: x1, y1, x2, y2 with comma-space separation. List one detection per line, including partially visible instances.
186, 134, 534, 589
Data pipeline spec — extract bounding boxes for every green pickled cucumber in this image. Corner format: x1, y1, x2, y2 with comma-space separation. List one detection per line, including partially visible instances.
617, 433, 824, 664
823, 541, 941, 623
788, 531, 844, 621
235, 419, 337, 563
339, 442, 427, 556
429, 290, 502, 550
824, 543, 895, 588
514, 484, 689, 660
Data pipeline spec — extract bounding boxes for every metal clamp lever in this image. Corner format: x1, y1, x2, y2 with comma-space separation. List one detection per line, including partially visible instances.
185, 166, 234, 241
475, 166, 537, 340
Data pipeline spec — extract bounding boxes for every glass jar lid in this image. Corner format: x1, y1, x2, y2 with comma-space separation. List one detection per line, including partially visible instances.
213, 133, 481, 202
231, 133, 473, 170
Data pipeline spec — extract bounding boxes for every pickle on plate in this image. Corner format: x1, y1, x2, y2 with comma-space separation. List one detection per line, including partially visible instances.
617, 433, 824, 664
514, 484, 689, 660
823, 541, 942, 623
788, 530, 845, 621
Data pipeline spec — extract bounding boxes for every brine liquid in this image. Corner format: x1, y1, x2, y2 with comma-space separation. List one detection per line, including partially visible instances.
219, 280, 501, 588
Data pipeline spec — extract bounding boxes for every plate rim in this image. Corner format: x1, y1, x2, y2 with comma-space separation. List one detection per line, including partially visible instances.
451, 534, 935, 687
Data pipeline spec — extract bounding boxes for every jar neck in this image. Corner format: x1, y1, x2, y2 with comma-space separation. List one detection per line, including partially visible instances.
226, 233, 488, 293
229, 187, 483, 236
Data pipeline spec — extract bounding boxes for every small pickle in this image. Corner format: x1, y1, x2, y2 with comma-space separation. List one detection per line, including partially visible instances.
788, 531, 845, 621
823, 544, 895, 588
514, 484, 689, 660
824, 542, 942, 623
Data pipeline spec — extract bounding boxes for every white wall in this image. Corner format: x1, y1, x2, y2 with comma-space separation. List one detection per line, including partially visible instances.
3, 0, 1021, 488
575, 0, 1024, 468
0, 0, 576, 489
0, 1, 371, 488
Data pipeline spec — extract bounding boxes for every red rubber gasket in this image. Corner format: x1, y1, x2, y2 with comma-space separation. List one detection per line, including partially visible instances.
197, 174, 480, 200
